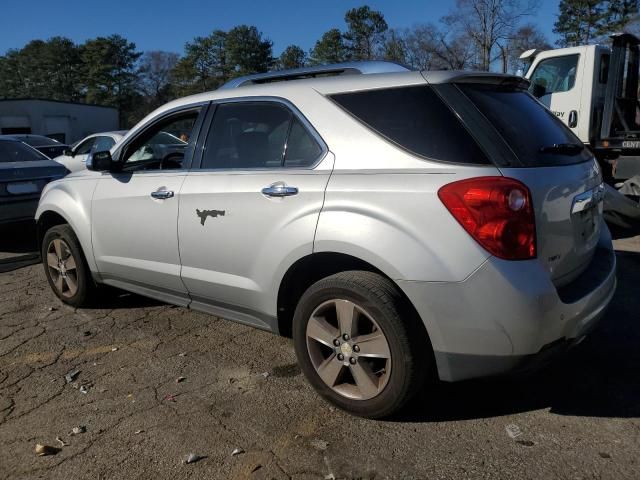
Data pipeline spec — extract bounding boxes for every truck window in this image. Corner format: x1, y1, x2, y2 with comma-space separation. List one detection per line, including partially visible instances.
529, 54, 580, 98
599, 54, 610, 84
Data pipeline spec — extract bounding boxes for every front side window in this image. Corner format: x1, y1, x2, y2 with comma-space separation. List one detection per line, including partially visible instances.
331, 86, 489, 165
122, 109, 200, 171
201, 102, 322, 170
74, 138, 96, 155
529, 54, 580, 98
92, 136, 115, 153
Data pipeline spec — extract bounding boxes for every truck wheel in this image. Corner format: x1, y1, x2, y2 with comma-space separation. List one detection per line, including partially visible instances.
42, 224, 95, 308
292, 271, 432, 418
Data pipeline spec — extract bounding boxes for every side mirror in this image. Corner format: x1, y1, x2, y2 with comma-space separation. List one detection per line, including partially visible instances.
87, 150, 115, 172
63, 148, 74, 157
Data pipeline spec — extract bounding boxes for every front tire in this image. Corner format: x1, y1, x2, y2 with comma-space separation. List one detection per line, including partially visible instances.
292, 271, 432, 418
42, 224, 95, 307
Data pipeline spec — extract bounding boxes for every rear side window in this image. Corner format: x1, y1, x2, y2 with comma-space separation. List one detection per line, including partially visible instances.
460, 85, 592, 167
202, 102, 323, 170
0, 141, 47, 162
19, 136, 60, 147
330, 86, 489, 165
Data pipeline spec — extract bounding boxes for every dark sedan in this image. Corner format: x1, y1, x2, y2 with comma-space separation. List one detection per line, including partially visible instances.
4, 134, 69, 159
0, 137, 68, 225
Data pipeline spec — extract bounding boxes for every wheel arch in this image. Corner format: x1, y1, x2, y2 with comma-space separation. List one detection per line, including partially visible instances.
276, 252, 433, 354
36, 178, 98, 272
36, 210, 68, 249
36, 204, 98, 275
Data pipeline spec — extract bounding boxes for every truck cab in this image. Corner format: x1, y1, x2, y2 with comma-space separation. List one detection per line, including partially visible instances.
522, 34, 640, 181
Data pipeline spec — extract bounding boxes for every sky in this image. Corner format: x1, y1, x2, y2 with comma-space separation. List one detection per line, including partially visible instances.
0, 0, 560, 56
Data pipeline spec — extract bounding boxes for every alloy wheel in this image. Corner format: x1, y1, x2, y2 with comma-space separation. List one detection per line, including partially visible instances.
306, 299, 392, 400
46, 238, 79, 298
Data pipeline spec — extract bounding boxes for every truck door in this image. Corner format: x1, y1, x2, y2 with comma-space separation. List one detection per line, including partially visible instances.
528, 54, 583, 134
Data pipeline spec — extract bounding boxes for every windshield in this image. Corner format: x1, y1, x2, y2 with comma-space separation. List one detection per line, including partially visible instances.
0, 140, 48, 162
459, 84, 592, 167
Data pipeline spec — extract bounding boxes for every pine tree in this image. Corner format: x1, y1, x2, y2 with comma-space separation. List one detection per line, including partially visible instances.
309, 29, 348, 65
600, 0, 639, 35
278, 45, 307, 70
343, 5, 388, 60
554, 0, 607, 46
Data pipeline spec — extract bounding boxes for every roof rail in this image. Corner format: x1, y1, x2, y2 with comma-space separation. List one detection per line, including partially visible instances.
219, 61, 412, 89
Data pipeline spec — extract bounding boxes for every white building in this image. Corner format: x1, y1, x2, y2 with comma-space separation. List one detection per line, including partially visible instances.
0, 99, 118, 144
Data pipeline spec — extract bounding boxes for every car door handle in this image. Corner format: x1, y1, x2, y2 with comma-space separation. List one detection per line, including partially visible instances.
261, 184, 298, 197
151, 189, 174, 199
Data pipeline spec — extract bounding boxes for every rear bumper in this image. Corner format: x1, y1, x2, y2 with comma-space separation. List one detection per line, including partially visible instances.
398, 227, 617, 382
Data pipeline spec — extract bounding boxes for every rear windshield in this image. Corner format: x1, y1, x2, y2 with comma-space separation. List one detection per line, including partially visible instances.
0, 141, 48, 162
16, 135, 61, 147
459, 84, 592, 167
330, 86, 490, 165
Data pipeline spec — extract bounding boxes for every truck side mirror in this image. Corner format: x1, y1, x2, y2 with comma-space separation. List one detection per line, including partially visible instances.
532, 82, 546, 98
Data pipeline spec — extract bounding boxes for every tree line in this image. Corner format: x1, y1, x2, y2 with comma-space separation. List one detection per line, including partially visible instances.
0, 1, 638, 128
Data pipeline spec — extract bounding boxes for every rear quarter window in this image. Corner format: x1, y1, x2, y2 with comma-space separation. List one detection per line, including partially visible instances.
330, 86, 490, 165
459, 84, 592, 167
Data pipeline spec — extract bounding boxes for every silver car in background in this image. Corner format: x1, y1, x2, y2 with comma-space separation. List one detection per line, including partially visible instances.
53, 131, 127, 172
35, 62, 616, 418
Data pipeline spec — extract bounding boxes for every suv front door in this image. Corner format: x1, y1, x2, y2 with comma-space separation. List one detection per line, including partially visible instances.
91, 105, 208, 305
178, 100, 332, 328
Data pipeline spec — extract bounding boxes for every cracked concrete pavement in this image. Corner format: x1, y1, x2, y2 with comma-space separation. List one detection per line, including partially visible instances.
0, 225, 639, 479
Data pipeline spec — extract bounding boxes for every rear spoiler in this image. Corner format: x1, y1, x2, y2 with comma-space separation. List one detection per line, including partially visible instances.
423, 71, 530, 90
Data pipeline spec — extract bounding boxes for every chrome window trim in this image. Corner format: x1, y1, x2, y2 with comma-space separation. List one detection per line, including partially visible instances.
194, 96, 328, 172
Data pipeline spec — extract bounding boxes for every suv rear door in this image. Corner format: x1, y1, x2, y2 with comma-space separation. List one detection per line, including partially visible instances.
177, 99, 332, 329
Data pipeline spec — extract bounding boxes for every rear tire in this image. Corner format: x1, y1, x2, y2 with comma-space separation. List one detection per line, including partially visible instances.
292, 271, 432, 418
42, 224, 95, 307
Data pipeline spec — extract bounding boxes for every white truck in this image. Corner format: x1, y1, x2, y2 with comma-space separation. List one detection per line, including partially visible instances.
521, 33, 640, 182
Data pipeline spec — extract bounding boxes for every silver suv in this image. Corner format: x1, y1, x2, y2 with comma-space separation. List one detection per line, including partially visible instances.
36, 62, 616, 418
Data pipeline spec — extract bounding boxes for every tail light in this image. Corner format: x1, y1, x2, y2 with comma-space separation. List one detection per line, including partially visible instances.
438, 176, 536, 260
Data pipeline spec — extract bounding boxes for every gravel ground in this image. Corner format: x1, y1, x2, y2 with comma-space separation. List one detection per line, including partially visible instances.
0, 225, 638, 479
